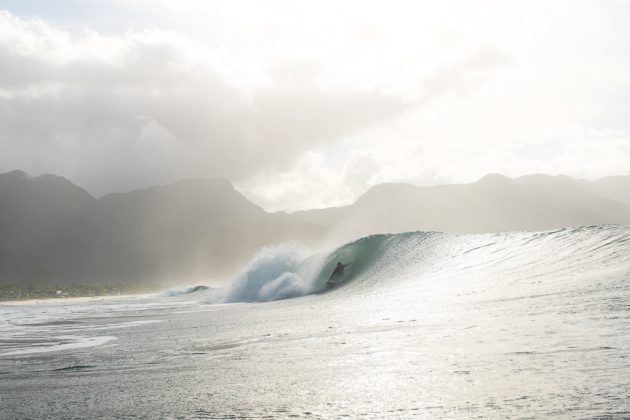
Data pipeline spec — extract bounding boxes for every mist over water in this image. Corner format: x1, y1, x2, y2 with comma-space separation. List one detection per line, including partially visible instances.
219, 243, 310, 303
1, 225, 630, 418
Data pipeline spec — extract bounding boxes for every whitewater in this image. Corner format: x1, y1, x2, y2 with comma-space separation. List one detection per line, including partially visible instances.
1, 225, 630, 418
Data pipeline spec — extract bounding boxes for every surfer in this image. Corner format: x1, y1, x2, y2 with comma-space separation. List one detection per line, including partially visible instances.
327, 262, 351, 284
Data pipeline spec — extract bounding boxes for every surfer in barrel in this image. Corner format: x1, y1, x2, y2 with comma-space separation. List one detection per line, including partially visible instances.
327, 261, 351, 285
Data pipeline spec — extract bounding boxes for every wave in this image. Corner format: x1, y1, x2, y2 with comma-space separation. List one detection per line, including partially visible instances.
162, 285, 210, 297
204, 225, 630, 304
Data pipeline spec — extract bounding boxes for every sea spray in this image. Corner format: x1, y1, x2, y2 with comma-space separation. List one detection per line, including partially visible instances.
208, 243, 309, 303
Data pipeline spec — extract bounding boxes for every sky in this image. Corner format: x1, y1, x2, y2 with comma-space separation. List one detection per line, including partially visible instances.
0, 0, 629, 211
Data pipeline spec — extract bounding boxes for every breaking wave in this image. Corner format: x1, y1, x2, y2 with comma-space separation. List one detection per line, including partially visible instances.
204, 225, 630, 304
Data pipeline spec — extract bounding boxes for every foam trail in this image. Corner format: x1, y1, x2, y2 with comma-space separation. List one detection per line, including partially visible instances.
0, 335, 117, 356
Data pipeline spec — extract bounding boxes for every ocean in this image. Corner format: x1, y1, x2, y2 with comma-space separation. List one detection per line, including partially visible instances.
1, 225, 630, 418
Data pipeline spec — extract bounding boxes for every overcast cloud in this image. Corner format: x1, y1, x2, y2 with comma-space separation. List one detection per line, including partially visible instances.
1, 1, 629, 210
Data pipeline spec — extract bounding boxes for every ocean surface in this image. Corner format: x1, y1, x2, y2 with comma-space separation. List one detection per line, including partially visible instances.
1, 225, 630, 418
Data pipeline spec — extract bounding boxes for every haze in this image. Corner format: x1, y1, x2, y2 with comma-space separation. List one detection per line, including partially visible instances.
2, 5, 630, 417
1, 1, 629, 212
1, 170, 629, 287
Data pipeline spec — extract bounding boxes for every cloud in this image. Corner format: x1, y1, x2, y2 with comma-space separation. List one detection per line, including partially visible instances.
1, 1, 630, 210
0, 10, 410, 195
422, 45, 511, 100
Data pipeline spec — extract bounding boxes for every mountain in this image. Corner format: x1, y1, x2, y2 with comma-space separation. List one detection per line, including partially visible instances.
91, 178, 324, 283
1, 171, 629, 287
579, 175, 630, 207
288, 173, 630, 240
0, 171, 96, 282
0, 172, 322, 286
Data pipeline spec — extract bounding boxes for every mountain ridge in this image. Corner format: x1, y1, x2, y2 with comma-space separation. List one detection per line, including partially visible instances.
1, 170, 629, 287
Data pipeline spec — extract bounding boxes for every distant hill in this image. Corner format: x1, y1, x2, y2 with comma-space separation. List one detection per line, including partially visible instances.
1, 170, 629, 287
0, 170, 96, 283
0, 172, 322, 286
579, 175, 630, 207
288, 173, 630, 240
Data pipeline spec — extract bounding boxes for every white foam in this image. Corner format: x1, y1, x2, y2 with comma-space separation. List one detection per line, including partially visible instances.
0, 335, 117, 356
211, 242, 310, 303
